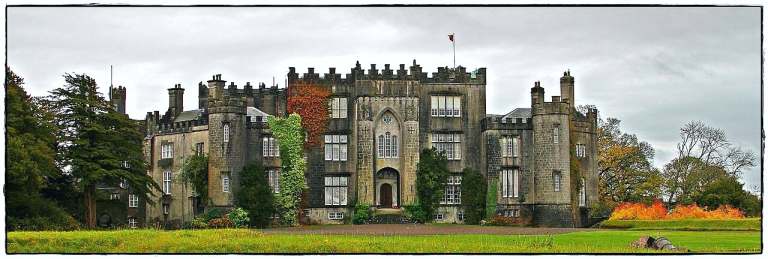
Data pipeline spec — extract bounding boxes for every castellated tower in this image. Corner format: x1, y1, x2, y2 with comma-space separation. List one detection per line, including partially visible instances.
530, 80, 574, 227
206, 74, 247, 208
168, 84, 185, 118
110, 85, 127, 114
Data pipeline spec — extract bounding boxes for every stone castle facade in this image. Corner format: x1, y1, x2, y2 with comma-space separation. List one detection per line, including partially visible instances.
110, 60, 598, 228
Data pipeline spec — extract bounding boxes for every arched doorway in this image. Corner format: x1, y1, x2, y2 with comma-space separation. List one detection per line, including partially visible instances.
375, 168, 399, 208
380, 183, 393, 208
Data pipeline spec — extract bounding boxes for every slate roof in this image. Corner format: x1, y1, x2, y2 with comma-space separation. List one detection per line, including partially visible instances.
501, 108, 531, 122
247, 107, 270, 122
173, 109, 203, 123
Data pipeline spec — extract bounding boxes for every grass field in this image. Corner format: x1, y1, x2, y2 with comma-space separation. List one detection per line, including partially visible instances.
599, 218, 761, 231
7, 228, 761, 254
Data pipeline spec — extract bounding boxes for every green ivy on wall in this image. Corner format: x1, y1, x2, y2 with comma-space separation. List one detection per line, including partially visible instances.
267, 113, 307, 226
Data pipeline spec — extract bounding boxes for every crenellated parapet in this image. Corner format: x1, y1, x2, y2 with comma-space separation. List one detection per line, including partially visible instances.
287, 60, 487, 85
481, 115, 533, 131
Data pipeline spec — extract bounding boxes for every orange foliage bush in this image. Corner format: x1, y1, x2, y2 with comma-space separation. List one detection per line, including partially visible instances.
287, 82, 330, 147
609, 200, 667, 220
609, 200, 745, 220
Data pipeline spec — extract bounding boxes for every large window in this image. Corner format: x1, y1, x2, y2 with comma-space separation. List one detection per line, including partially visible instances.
376, 132, 398, 159
222, 173, 230, 193
161, 143, 173, 159
268, 168, 280, 193
501, 169, 519, 198
501, 136, 521, 158
128, 194, 139, 208
430, 96, 461, 117
163, 170, 172, 195
553, 171, 562, 192
576, 143, 586, 158
329, 97, 348, 119
263, 137, 280, 158
431, 133, 462, 160
324, 176, 348, 206
441, 175, 462, 204
324, 135, 348, 161
223, 123, 230, 143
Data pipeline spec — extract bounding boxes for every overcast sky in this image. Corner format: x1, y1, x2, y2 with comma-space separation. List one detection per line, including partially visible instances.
7, 6, 762, 191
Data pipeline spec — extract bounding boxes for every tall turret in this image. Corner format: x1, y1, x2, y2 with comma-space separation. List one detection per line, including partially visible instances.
110, 85, 127, 114
168, 84, 185, 118
560, 70, 574, 109
206, 74, 247, 208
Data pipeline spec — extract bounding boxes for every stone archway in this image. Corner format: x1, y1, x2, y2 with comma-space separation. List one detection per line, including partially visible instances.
375, 168, 400, 208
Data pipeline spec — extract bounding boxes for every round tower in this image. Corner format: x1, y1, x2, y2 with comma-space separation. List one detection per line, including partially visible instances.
530, 80, 573, 227
206, 74, 247, 208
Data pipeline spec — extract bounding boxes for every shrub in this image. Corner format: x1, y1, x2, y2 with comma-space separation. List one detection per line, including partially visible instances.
235, 162, 274, 228
189, 217, 208, 229
609, 200, 745, 220
207, 217, 234, 228
227, 208, 251, 228
461, 168, 486, 224
204, 208, 224, 222
415, 148, 449, 222
352, 203, 371, 224
589, 202, 616, 218
487, 215, 526, 226
403, 203, 427, 223
609, 199, 667, 220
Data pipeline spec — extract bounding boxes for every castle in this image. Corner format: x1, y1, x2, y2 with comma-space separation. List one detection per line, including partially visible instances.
105, 60, 598, 228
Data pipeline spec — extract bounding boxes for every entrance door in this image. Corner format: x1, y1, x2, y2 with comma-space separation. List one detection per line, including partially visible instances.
380, 183, 393, 208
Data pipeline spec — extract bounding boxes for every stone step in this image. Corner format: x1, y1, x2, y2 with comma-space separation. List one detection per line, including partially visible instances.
367, 213, 414, 224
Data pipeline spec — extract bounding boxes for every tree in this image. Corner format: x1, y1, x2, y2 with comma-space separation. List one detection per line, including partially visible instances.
675, 121, 756, 176
267, 113, 307, 226
181, 154, 209, 206
694, 176, 761, 217
662, 121, 756, 204
47, 73, 160, 228
235, 162, 274, 228
460, 168, 486, 224
592, 115, 661, 204
5, 67, 76, 230
415, 148, 450, 222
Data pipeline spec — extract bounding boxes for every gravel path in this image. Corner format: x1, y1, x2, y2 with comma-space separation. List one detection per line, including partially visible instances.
262, 224, 598, 235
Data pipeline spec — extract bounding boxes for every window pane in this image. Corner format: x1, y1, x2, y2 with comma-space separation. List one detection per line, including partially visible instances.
340, 144, 347, 161
325, 144, 332, 160
513, 169, 519, 198
332, 144, 340, 161
340, 177, 348, 186
325, 135, 332, 143
340, 135, 347, 143
325, 177, 332, 186
340, 187, 348, 205
325, 187, 332, 205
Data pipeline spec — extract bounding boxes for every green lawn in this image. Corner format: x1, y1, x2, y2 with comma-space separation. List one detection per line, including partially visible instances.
7, 228, 761, 254
599, 218, 761, 231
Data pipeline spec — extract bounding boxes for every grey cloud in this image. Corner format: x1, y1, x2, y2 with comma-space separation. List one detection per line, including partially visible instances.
7, 6, 761, 191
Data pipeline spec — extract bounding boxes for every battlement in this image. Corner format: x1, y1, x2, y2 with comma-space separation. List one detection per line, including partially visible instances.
288, 60, 487, 85
144, 109, 209, 136
481, 115, 533, 131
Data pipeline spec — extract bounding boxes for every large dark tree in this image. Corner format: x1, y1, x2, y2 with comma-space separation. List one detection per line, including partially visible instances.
415, 148, 450, 222
235, 162, 274, 228
47, 73, 159, 228
694, 176, 761, 217
460, 167, 486, 224
5, 67, 76, 230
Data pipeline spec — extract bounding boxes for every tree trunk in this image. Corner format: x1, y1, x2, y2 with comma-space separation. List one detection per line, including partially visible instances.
84, 184, 97, 228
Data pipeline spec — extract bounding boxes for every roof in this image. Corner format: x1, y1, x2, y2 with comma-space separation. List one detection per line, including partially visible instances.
501, 108, 531, 122
247, 107, 270, 122
173, 109, 203, 123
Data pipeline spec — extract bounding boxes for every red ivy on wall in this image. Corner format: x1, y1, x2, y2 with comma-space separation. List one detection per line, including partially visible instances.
287, 81, 330, 147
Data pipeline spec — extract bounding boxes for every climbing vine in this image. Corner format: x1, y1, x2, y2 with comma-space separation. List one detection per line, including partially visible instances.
267, 114, 307, 226
287, 81, 330, 147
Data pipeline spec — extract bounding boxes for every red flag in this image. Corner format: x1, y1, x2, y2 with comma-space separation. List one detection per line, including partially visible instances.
448, 33, 454, 42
